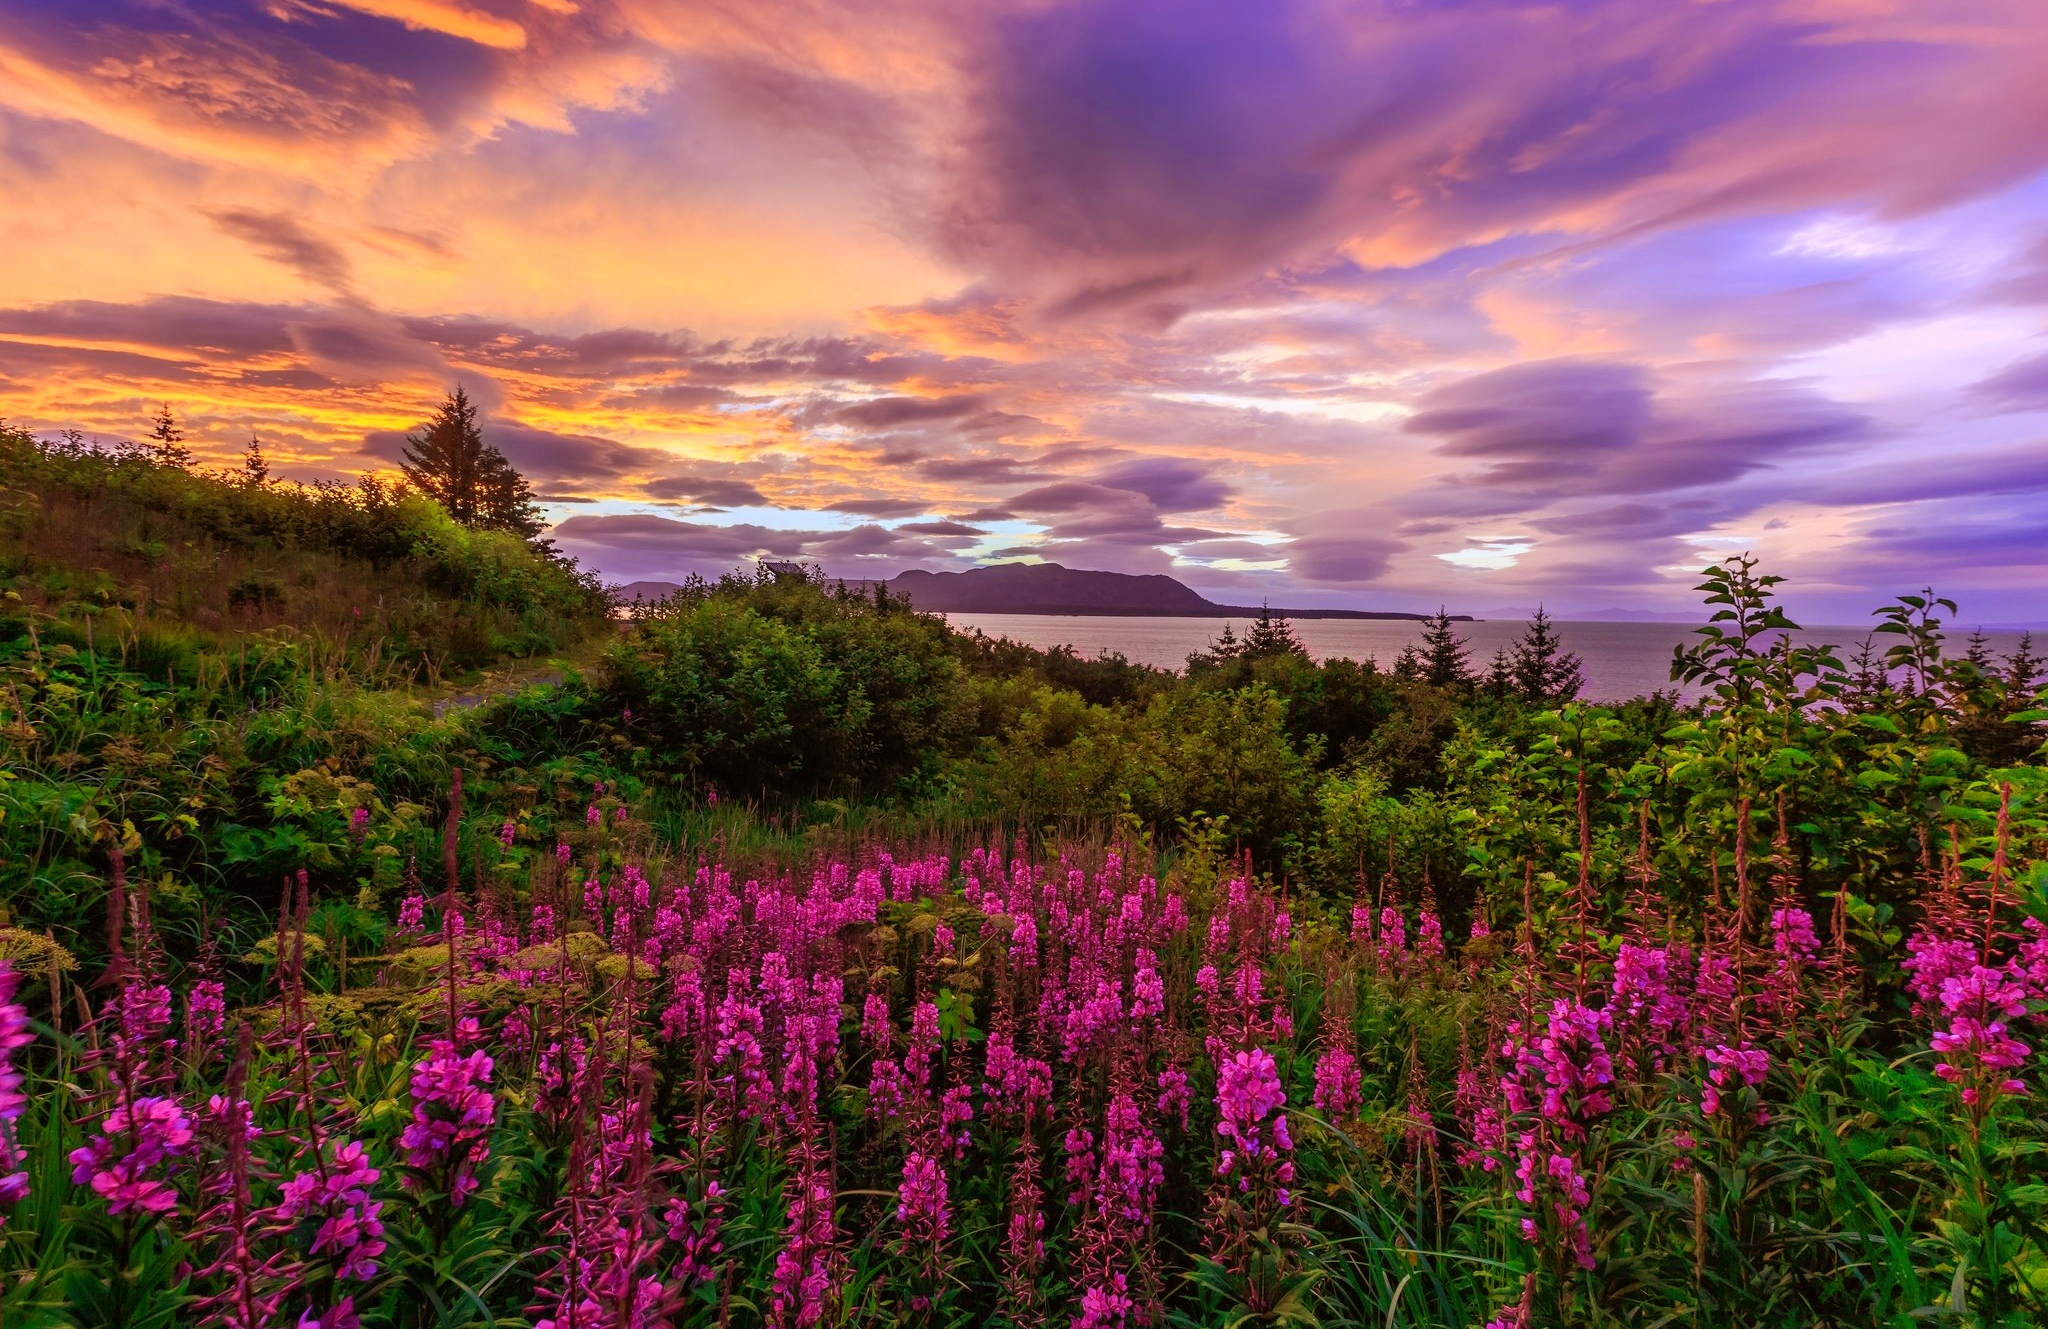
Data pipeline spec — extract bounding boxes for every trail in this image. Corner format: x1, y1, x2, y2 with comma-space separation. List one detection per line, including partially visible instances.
429, 665, 565, 718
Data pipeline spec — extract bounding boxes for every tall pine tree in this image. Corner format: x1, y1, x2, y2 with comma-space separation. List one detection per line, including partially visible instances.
148, 402, 191, 468
1509, 605, 1584, 704
400, 387, 542, 536
1417, 607, 1474, 689
242, 432, 270, 487
1241, 605, 1307, 660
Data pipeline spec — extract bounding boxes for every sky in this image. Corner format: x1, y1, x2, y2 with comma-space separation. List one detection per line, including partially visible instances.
3, 0, 2048, 623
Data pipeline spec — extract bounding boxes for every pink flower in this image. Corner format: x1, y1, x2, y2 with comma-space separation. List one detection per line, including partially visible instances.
399, 1039, 496, 1206
277, 1139, 386, 1282
1312, 1045, 1362, 1119
0, 965, 32, 1218
69, 1095, 192, 1215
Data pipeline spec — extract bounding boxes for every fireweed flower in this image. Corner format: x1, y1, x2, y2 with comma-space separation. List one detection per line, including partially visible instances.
1312, 1045, 1362, 1120
70, 1094, 193, 1215
397, 892, 425, 933
0, 964, 31, 1216
769, 1134, 839, 1328
1931, 965, 2032, 1107
185, 981, 227, 1060
1700, 1045, 1771, 1123
277, 1139, 387, 1282
1213, 1047, 1294, 1202
895, 1151, 950, 1304
399, 1039, 496, 1206
497, 820, 516, 848
1156, 1066, 1191, 1131
665, 1179, 728, 1285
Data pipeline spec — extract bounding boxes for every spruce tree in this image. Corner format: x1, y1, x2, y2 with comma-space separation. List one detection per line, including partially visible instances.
1842, 635, 1890, 713
242, 432, 270, 487
148, 402, 192, 468
1509, 605, 1584, 704
1417, 607, 1474, 689
400, 387, 542, 536
1963, 629, 1996, 678
1242, 605, 1307, 660
2006, 631, 2043, 703
1485, 646, 1514, 699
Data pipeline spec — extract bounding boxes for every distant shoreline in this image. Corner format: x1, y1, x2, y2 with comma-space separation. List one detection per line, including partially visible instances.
936, 604, 1467, 621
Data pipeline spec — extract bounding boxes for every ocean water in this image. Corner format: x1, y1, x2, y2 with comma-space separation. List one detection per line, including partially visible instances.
943, 614, 2040, 704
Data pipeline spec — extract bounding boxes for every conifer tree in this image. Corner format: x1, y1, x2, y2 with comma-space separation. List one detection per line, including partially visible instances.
1842, 635, 1890, 713
400, 386, 543, 536
148, 402, 192, 468
1241, 605, 1307, 660
242, 432, 270, 487
1485, 645, 1514, 699
1509, 605, 1585, 704
1963, 628, 1996, 678
1417, 607, 1474, 689
2006, 631, 2042, 703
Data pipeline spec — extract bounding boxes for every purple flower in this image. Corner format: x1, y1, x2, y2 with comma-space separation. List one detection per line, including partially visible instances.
497, 820, 516, 848
69, 1095, 192, 1215
0, 965, 31, 1218
895, 1151, 950, 1244
277, 1139, 387, 1282
399, 1039, 496, 1207
184, 981, 226, 1059
1312, 1045, 1362, 1120
398, 892, 425, 933
1701, 1044, 1771, 1121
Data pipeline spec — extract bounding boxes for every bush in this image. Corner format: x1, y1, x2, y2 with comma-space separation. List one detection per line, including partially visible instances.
603, 572, 970, 797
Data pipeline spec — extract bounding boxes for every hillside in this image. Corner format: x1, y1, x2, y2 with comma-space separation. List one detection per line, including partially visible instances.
623, 561, 1467, 619
0, 426, 613, 683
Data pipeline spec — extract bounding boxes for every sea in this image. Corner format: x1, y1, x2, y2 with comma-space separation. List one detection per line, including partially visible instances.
941, 614, 2041, 704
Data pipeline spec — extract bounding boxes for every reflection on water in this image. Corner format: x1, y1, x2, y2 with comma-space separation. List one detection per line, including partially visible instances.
943, 614, 2039, 704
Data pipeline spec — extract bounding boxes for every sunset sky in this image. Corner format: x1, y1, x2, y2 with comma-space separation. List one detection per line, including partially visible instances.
4, 0, 2047, 621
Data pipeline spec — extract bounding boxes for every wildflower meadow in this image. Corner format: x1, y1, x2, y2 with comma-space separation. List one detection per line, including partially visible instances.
3, 436, 2047, 1326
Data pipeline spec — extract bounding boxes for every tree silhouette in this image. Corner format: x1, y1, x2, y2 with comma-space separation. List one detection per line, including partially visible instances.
242, 432, 270, 487
1509, 606, 1584, 704
2007, 632, 2042, 702
1241, 605, 1307, 660
148, 402, 191, 468
400, 387, 542, 536
1417, 607, 1473, 688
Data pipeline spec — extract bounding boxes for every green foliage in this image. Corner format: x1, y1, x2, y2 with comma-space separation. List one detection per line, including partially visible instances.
602, 569, 971, 797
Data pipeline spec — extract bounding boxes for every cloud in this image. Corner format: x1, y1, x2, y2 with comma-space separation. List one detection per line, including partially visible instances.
205, 208, 355, 293
831, 394, 984, 428
5, 0, 2048, 619
896, 520, 985, 537
1404, 359, 1868, 497
642, 473, 772, 507
1972, 348, 2048, 411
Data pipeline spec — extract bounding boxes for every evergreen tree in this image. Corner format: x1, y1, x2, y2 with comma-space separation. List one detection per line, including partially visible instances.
242, 432, 270, 487
1841, 634, 1890, 713
1417, 607, 1474, 689
1391, 643, 1422, 682
1241, 605, 1307, 660
148, 402, 191, 468
1485, 645, 1514, 699
1963, 628, 1996, 678
2006, 631, 2043, 703
1509, 605, 1584, 704
400, 387, 542, 536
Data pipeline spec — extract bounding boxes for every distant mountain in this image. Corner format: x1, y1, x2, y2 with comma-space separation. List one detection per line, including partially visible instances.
891, 564, 1465, 619
616, 579, 686, 602
611, 563, 1467, 620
